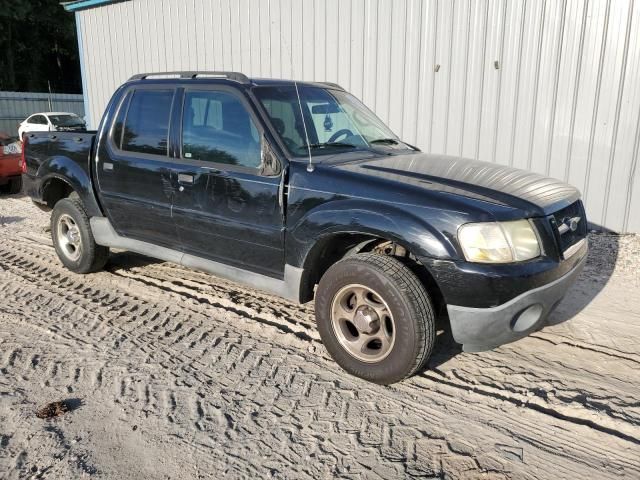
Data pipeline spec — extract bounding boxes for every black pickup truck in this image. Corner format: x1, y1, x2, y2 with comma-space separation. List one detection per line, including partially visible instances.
23, 72, 588, 384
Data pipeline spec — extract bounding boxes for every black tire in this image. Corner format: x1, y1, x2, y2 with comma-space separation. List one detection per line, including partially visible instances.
315, 253, 435, 385
51, 197, 109, 273
8, 176, 22, 194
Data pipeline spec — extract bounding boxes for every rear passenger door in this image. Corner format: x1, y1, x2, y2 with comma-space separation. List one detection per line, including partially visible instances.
95, 86, 181, 249
171, 86, 285, 278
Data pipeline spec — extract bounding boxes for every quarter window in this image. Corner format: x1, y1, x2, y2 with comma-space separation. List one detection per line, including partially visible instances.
182, 90, 261, 168
121, 89, 174, 156
111, 91, 131, 148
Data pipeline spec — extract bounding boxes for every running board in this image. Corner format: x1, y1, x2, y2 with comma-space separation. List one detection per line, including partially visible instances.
90, 217, 302, 303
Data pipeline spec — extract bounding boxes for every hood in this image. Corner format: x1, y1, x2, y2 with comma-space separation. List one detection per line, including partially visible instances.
331, 153, 580, 216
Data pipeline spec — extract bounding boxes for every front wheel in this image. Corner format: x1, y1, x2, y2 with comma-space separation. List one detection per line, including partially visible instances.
315, 253, 435, 384
51, 197, 109, 273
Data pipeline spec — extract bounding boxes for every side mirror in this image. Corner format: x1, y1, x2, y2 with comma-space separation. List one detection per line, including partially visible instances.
260, 136, 281, 176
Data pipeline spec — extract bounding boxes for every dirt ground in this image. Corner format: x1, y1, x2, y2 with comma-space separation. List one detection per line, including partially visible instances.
0, 193, 638, 479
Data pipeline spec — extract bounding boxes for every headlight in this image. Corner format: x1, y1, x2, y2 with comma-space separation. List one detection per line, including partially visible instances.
458, 220, 540, 263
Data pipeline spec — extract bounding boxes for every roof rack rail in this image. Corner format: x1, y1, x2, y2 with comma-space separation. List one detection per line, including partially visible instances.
322, 82, 344, 90
128, 71, 251, 84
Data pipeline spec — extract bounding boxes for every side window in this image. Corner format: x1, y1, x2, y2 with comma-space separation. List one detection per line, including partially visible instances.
182, 90, 261, 168
259, 98, 304, 146
111, 91, 131, 148
31, 115, 46, 125
121, 89, 174, 156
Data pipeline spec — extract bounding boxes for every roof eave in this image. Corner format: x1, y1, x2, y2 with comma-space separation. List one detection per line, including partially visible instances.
62, 0, 124, 12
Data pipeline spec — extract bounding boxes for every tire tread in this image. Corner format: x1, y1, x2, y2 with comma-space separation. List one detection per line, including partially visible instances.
353, 253, 435, 379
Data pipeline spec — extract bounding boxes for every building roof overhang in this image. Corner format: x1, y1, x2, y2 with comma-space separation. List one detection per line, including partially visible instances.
62, 0, 126, 12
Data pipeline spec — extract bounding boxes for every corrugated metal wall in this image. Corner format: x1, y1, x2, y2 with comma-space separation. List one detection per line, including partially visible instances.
0, 91, 85, 136
76, 0, 640, 232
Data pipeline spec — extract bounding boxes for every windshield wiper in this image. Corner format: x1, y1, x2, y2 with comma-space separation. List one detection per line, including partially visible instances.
301, 142, 358, 150
369, 138, 420, 151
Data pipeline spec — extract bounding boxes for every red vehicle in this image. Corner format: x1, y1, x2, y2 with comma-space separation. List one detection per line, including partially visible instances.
0, 133, 23, 194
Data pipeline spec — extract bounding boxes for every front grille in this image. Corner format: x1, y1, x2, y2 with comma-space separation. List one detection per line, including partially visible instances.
550, 200, 587, 257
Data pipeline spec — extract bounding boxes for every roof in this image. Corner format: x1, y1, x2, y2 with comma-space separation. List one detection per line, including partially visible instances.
62, 0, 125, 12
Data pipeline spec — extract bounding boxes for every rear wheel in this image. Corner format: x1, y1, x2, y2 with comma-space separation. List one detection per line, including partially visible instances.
315, 253, 435, 384
51, 197, 109, 273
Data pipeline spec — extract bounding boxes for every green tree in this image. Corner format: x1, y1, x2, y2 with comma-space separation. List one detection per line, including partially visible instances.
0, 0, 81, 93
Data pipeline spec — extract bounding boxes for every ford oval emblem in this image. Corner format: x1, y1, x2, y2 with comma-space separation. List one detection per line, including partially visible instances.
569, 217, 580, 232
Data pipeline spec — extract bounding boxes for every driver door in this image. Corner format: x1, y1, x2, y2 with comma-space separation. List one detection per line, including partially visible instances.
171, 87, 286, 278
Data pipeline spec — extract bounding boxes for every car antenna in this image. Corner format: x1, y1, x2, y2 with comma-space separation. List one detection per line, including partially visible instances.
294, 81, 314, 173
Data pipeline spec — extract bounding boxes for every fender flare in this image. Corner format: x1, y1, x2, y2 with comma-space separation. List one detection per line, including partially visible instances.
287, 199, 459, 301
289, 198, 458, 265
38, 156, 102, 217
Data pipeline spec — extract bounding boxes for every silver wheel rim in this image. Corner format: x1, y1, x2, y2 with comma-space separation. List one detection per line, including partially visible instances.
57, 214, 82, 262
330, 284, 396, 363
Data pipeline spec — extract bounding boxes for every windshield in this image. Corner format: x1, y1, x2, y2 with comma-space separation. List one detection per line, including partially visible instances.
49, 114, 85, 127
254, 85, 403, 156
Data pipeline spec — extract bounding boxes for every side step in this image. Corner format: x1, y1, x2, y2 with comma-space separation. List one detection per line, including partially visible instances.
90, 217, 302, 303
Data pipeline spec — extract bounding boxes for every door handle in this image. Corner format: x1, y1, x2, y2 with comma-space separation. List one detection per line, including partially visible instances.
178, 173, 194, 184
103, 162, 114, 171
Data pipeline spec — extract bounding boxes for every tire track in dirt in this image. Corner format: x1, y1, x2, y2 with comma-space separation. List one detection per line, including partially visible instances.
1, 229, 639, 478
0, 321, 255, 479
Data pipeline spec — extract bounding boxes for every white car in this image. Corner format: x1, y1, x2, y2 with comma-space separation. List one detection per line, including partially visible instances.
18, 112, 86, 140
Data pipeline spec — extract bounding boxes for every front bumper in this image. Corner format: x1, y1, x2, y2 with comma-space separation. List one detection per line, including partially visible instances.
446, 241, 588, 352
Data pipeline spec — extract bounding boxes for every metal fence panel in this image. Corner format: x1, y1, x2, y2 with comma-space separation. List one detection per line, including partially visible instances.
75, 0, 640, 232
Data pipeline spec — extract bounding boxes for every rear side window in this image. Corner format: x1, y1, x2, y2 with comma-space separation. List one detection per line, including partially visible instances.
121, 89, 174, 156
30, 115, 47, 125
182, 90, 260, 168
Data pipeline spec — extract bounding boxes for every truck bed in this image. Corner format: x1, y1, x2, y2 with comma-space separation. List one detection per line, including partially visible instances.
23, 130, 97, 176
22, 130, 98, 212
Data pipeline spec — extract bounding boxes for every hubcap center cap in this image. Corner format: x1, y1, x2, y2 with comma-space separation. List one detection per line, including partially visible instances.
353, 306, 379, 334
68, 229, 80, 245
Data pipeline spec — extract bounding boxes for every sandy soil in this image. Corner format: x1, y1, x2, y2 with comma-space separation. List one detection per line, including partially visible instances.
0, 194, 638, 479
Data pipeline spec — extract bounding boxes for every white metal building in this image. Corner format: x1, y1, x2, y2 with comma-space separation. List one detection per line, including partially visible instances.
64, 0, 640, 232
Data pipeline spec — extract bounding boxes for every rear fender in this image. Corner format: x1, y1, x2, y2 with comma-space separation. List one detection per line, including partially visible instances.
38, 156, 102, 217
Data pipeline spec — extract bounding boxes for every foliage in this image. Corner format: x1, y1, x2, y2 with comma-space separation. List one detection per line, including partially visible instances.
0, 0, 81, 93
